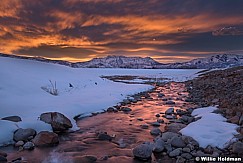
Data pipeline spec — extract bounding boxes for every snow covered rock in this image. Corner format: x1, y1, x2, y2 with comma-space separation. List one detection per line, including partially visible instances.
133, 142, 153, 160
13, 128, 36, 142
40, 112, 72, 132
33, 131, 59, 146
1, 116, 21, 122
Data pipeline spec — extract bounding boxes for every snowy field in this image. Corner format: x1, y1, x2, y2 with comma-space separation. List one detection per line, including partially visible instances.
180, 106, 239, 149
0, 57, 201, 146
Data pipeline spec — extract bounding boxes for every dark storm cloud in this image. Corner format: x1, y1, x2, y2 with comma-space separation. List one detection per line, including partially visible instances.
0, 0, 243, 63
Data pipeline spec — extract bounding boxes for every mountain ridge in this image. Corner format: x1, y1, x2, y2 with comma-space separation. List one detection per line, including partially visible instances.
0, 53, 243, 69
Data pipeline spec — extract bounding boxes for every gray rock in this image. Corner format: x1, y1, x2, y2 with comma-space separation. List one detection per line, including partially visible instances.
158, 93, 165, 98
40, 112, 72, 132
165, 108, 174, 114
176, 156, 186, 163
164, 143, 173, 153
15, 141, 24, 147
107, 107, 115, 112
1, 116, 22, 122
182, 147, 190, 153
165, 101, 175, 105
181, 153, 192, 159
97, 132, 112, 141
150, 128, 161, 136
181, 135, 199, 147
141, 124, 149, 129
33, 131, 59, 146
13, 128, 36, 142
121, 107, 132, 112
165, 123, 186, 133
155, 114, 160, 117
232, 141, 243, 155
153, 138, 165, 153
133, 142, 153, 160
204, 145, 213, 154
165, 115, 175, 119
169, 148, 181, 157
161, 132, 179, 141
23, 142, 35, 150
157, 119, 164, 123
171, 136, 186, 148
151, 122, 160, 127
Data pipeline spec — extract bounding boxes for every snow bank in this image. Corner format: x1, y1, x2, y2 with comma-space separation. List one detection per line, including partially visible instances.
0, 57, 200, 146
180, 106, 239, 149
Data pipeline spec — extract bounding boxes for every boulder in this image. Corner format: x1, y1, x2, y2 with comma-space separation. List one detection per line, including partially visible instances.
153, 138, 165, 153
181, 135, 199, 147
165, 123, 186, 133
169, 148, 181, 157
40, 112, 72, 132
165, 108, 174, 114
73, 155, 97, 163
1, 116, 22, 122
13, 128, 36, 142
150, 128, 161, 136
161, 132, 179, 142
23, 142, 35, 150
133, 142, 153, 160
171, 136, 186, 148
33, 131, 59, 146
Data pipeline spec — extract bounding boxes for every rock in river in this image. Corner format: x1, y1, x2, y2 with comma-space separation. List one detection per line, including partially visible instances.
133, 142, 153, 160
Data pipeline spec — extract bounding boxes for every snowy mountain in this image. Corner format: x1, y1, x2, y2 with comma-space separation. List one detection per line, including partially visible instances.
73, 55, 164, 68
165, 54, 243, 69
1, 53, 243, 69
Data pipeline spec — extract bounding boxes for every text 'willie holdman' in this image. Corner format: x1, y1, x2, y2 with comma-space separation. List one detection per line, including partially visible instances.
197, 156, 242, 162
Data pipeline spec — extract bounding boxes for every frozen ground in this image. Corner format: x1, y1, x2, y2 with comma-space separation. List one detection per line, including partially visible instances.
180, 106, 239, 149
0, 57, 200, 146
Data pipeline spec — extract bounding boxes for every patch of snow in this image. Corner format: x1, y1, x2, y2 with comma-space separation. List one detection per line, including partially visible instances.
0, 57, 201, 146
180, 106, 239, 149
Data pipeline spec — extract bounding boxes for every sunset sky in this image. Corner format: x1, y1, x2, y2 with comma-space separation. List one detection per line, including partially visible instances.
0, 0, 243, 63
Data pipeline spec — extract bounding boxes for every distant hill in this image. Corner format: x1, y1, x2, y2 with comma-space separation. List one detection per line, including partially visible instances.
1, 53, 243, 69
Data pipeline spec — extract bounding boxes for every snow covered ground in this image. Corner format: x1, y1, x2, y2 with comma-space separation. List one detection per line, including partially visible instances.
0, 57, 200, 146
180, 106, 239, 149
